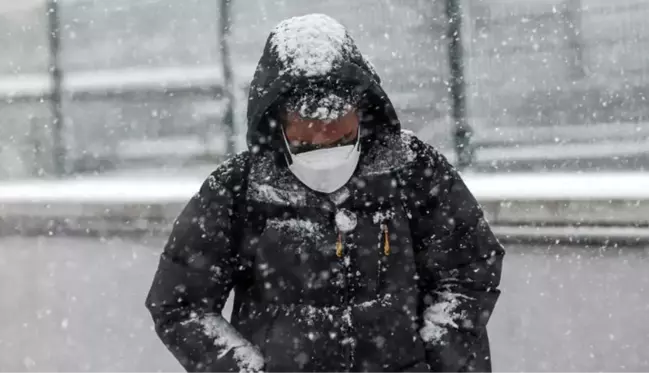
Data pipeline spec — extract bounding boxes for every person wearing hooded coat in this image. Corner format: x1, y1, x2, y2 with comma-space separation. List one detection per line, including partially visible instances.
145, 13, 505, 373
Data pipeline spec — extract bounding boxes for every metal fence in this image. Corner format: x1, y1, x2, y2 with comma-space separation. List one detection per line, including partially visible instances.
0, 0, 244, 179
454, 0, 649, 171
465, 0, 649, 129
0, 0, 453, 179
1, 0, 649, 180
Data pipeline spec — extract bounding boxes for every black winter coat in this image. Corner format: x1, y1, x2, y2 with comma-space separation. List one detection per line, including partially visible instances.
146, 15, 504, 372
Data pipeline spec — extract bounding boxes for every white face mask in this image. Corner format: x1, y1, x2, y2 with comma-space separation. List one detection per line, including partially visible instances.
284, 134, 361, 194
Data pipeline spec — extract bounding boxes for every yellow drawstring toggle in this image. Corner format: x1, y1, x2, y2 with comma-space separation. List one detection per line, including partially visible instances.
336, 232, 343, 257
383, 225, 390, 256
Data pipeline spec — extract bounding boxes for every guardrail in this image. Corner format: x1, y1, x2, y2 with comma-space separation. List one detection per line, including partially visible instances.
1, 172, 648, 245
0, 65, 255, 178
0, 66, 255, 102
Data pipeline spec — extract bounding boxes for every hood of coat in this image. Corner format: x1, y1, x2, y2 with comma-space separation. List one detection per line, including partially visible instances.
245, 13, 401, 153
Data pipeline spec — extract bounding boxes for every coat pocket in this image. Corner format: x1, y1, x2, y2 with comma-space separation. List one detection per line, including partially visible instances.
262, 307, 347, 371
397, 360, 431, 372
252, 306, 280, 362
354, 303, 429, 372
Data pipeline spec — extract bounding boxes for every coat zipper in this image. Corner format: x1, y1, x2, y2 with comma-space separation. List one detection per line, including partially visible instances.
336, 229, 353, 372
376, 221, 390, 297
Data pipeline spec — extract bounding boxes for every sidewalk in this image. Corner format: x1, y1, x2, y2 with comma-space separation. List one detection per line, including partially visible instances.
1, 171, 648, 244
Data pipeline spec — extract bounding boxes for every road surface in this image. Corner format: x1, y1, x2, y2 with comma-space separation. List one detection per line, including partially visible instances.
0, 236, 648, 371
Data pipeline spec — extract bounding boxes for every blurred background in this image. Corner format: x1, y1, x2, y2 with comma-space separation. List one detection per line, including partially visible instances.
2, 0, 649, 180
1, 0, 649, 372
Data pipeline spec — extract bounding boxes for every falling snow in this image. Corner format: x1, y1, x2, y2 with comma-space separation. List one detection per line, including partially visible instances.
1, 0, 648, 372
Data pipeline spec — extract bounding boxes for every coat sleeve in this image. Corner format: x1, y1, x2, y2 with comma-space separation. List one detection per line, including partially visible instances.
404, 144, 505, 372
145, 156, 264, 372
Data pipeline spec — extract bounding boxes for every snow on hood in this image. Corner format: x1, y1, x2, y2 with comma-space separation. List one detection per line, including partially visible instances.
271, 14, 351, 78
245, 13, 400, 152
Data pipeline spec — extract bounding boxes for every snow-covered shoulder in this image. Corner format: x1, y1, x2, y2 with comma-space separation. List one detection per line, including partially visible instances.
400, 129, 448, 168
201, 151, 250, 197
359, 129, 442, 177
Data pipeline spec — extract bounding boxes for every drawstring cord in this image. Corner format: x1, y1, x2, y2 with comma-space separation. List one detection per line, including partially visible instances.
383, 223, 390, 256
336, 223, 390, 258
377, 222, 391, 298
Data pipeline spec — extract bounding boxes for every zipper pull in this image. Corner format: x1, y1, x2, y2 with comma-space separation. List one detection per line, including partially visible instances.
335, 209, 356, 259
383, 224, 390, 256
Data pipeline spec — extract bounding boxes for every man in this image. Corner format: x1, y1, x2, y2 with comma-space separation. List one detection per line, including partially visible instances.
146, 13, 504, 372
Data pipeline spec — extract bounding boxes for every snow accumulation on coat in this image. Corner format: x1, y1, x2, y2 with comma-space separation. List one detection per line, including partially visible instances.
266, 218, 321, 236
335, 209, 357, 233
187, 314, 265, 372
372, 210, 395, 225
269, 293, 393, 328
360, 130, 420, 177
357, 293, 393, 310
419, 291, 475, 346
270, 14, 351, 78
329, 186, 350, 206
248, 182, 307, 206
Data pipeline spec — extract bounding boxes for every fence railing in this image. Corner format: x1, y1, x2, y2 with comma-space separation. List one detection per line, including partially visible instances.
464, 0, 649, 128
0, 0, 247, 179
0, 65, 254, 178
2, 0, 649, 179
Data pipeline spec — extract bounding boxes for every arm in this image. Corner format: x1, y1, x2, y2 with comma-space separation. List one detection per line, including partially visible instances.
405, 144, 505, 372
145, 155, 263, 372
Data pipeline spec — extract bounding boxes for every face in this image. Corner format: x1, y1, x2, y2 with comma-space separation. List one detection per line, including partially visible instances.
283, 109, 359, 151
